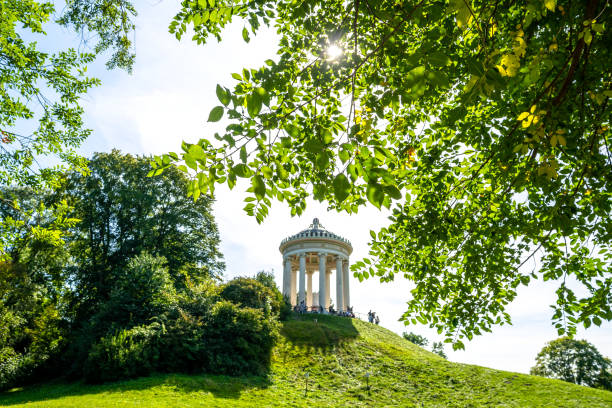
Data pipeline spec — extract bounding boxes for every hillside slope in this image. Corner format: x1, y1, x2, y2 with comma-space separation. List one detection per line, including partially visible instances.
1, 314, 610, 407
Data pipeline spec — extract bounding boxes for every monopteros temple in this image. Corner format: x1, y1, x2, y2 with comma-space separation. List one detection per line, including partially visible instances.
279, 218, 352, 312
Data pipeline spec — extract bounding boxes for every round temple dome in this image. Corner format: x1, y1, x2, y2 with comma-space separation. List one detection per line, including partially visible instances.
279, 218, 352, 312
279, 218, 352, 256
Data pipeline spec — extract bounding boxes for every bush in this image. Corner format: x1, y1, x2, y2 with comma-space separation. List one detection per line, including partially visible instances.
279, 296, 292, 321
0, 349, 37, 391
221, 277, 274, 312
99, 253, 177, 328
221, 275, 287, 319
253, 271, 291, 321
83, 322, 165, 383
204, 301, 279, 375
177, 279, 220, 318
83, 301, 279, 383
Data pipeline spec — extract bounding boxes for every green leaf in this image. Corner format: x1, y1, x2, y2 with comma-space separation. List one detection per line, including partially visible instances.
347, 164, 358, 181
233, 163, 252, 178
451, 0, 472, 29
216, 85, 231, 106
429, 52, 451, 67
339, 149, 350, 163
242, 27, 250, 43
384, 185, 402, 200
188, 144, 206, 160
262, 165, 273, 179
315, 152, 329, 170
246, 93, 262, 117
333, 173, 351, 202
366, 183, 384, 208
240, 146, 247, 163
208, 106, 224, 122
252, 175, 266, 200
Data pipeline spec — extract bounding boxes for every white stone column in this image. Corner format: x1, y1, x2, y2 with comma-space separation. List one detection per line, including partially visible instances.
325, 270, 331, 309
306, 271, 313, 308
336, 256, 344, 312
343, 259, 350, 309
290, 266, 297, 306
318, 252, 327, 313
283, 256, 291, 300
298, 253, 306, 304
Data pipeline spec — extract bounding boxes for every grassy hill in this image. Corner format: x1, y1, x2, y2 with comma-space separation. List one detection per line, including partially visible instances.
1, 314, 610, 407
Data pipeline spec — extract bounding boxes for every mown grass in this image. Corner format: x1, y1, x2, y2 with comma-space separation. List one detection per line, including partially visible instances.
1, 313, 610, 407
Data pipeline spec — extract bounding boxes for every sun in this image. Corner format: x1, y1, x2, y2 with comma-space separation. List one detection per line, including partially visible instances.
326, 44, 343, 60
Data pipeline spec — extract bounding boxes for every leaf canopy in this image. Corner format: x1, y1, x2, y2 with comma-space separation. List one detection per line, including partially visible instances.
157, 0, 612, 347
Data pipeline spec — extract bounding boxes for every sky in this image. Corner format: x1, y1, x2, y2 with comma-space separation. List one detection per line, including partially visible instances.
40, 0, 610, 374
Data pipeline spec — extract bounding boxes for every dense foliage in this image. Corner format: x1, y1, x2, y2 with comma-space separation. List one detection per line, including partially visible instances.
531, 337, 612, 390
0, 152, 276, 390
64, 151, 224, 319
155, 0, 612, 348
0, 0, 137, 260
220, 272, 289, 318
84, 300, 279, 383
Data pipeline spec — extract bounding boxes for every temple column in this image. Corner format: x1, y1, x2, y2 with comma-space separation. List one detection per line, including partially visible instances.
283, 256, 291, 300
306, 271, 313, 308
336, 256, 344, 312
298, 253, 306, 305
318, 252, 327, 313
290, 265, 297, 306
325, 269, 331, 309
343, 259, 350, 309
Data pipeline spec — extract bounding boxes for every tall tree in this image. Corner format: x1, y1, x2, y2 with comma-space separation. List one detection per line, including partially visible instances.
0, 0, 137, 260
0, 187, 75, 390
531, 337, 612, 390
64, 151, 225, 319
157, 0, 612, 347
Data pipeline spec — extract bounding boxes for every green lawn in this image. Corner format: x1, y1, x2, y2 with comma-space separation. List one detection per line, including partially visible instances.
1, 314, 610, 407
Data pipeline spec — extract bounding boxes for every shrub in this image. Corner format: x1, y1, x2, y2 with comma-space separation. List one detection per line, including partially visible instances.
0, 349, 37, 391
204, 301, 279, 376
221, 277, 273, 311
221, 275, 287, 319
254, 271, 291, 321
103, 252, 177, 326
177, 278, 220, 318
83, 322, 165, 383
279, 296, 292, 321
83, 301, 279, 383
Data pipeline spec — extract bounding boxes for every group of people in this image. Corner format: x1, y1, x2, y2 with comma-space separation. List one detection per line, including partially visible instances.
368, 310, 380, 325
332, 305, 355, 318
291, 302, 380, 324
293, 300, 356, 318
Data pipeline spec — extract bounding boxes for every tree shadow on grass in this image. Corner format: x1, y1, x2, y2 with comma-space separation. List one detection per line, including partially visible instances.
0, 373, 271, 406
280, 313, 360, 353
